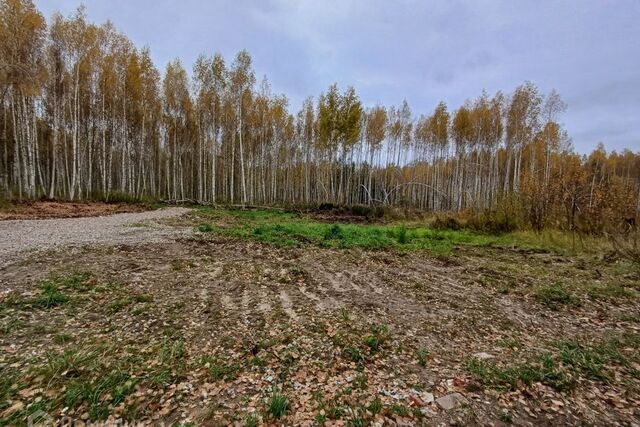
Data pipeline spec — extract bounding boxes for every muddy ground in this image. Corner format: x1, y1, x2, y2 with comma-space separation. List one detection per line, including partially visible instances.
0, 210, 638, 426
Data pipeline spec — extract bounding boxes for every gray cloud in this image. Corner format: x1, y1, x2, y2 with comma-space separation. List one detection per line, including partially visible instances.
35, 0, 640, 153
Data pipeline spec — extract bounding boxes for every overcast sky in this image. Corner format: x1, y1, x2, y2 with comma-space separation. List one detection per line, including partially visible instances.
34, 0, 639, 153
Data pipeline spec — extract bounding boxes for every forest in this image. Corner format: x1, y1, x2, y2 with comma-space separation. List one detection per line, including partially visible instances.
1, 0, 639, 233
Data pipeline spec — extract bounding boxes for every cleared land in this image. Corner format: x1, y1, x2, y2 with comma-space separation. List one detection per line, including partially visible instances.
0, 207, 638, 426
0, 201, 148, 220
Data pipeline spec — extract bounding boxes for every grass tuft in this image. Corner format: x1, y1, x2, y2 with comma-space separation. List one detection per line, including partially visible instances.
197, 223, 213, 233
33, 281, 69, 308
268, 389, 289, 419
534, 282, 580, 309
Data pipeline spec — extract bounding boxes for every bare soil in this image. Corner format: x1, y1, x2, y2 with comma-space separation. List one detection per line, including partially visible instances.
0, 201, 147, 220
0, 210, 638, 426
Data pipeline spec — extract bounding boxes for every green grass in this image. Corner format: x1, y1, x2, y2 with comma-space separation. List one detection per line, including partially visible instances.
466, 356, 571, 392
534, 282, 580, 309
201, 355, 240, 381
367, 398, 383, 415
417, 348, 428, 366
268, 390, 289, 419
53, 332, 74, 344
340, 306, 351, 322
32, 281, 69, 308
107, 293, 153, 313
193, 207, 548, 254
467, 337, 635, 392
244, 413, 258, 427
344, 347, 365, 364
197, 223, 213, 233
3, 272, 96, 311
587, 283, 636, 300
364, 323, 389, 352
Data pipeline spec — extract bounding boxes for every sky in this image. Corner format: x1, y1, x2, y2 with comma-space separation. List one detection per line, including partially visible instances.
34, 0, 640, 154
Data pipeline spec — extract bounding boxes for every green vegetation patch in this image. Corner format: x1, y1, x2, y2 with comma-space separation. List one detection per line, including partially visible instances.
467, 337, 637, 392
534, 282, 580, 309
193, 207, 530, 254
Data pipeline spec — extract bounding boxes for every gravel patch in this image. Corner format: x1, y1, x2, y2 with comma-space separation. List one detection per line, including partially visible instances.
0, 207, 191, 268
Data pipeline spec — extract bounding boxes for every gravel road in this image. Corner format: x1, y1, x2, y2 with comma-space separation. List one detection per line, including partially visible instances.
0, 207, 191, 268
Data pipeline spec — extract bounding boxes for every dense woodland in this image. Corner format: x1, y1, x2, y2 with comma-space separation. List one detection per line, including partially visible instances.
1, 1, 638, 232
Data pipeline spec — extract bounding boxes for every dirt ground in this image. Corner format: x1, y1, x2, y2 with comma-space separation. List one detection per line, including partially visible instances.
0, 201, 147, 220
0, 210, 638, 426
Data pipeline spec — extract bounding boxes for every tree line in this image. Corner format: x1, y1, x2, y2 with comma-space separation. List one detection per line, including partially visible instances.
1, 0, 638, 232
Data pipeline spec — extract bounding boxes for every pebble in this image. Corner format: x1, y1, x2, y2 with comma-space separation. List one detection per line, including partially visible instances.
473, 352, 494, 360
436, 393, 468, 410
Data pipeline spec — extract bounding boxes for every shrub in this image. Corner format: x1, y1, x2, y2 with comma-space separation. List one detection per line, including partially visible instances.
468, 212, 518, 234
431, 215, 463, 231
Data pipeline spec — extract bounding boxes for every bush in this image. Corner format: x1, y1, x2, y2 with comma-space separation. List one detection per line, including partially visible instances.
609, 230, 640, 268
431, 215, 463, 230
318, 203, 336, 212
467, 211, 518, 234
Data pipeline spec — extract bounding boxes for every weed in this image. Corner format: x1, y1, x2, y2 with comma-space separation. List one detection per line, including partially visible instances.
534, 282, 580, 308
346, 411, 364, 427
244, 412, 258, 427
197, 223, 213, 233
417, 348, 428, 366
33, 281, 69, 308
53, 332, 74, 344
344, 347, 365, 364
354, 372, 368, 390
364, 323, 390, 352
57, 271, 93, 290
327, 405, 345, 419
497, 338, 521, 350
202, 356, 240, 380
340, 306, 350, 322
324, 224, 344, 241
367, 398, 383, 415
364, 335, 381, 351
108, 298, 132, 313
161, 338, 186, 363
465, 338, 628, 392
268, 389, 289, 419
389, 403, 409, 416
555, 340, 624, 381
499, 410, 513, 423
132, 303, 151, 316
587, 283, 635, 300
396, 224, 409, 244
289, 266, 306, 278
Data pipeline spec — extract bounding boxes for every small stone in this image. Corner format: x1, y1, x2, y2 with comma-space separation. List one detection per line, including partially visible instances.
473, 352, 494, 360
81, 412, 90, 420
436, 393, 468, 410
421, 392, 435, 404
